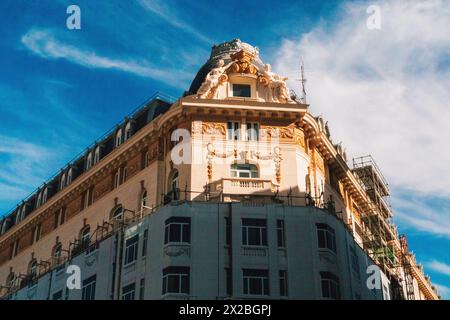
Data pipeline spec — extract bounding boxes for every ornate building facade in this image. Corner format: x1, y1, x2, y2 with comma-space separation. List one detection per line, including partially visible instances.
0, 39, 440, 300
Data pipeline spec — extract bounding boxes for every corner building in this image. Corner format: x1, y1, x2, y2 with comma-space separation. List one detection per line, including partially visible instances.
0, 39, 440, 300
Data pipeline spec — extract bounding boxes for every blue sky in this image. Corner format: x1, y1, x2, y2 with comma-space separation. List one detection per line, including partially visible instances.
0, 0, 449, 298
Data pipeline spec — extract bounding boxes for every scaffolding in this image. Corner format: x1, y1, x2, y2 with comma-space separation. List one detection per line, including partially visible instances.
400, 235, 416, 300
352, 155, 400, 283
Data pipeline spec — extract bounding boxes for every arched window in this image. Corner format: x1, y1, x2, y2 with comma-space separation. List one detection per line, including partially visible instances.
80, 226, 91, 246
86, 152, 93, 170
60, 173, 66, 190
111, 206, 123, 220
123, 166, 128, 182
114, 168, 120, 189
115, 129, 123, 148
125, 122, 132, 141
28, 259, 37, 277
94, 146, 100, 164
230, 163, 259, 178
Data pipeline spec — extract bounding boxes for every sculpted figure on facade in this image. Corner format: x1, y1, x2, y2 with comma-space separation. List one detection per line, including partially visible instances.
262, 64, 293, 103
197, 59, 233, 99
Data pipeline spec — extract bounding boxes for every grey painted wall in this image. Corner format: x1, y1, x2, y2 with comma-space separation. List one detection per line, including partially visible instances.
5, 202, 388, 300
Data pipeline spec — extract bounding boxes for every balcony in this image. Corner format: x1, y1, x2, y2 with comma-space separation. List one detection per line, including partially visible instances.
211, 178, 277, 196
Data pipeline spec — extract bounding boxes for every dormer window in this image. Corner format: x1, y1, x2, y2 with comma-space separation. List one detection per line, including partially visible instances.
125, 122, 132, 141
36, 192, 42, 208
67, 168, 73, 185
116, 129, 123, 148
86, 152, 93, 170
232, 84, 251, 98
60, 173, 66, 190
94, 147, 100, 164
42, 188, 48, 204
16, 205, 26, 224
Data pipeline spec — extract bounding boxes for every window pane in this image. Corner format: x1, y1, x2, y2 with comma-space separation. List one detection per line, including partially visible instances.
261, 228, 267, 246
317, 230, 326, 248
233, 84, 251, 97
249, 278, 262, 295
242, 227, 247, 245
181, 274, 189, 294
239, 171, 250, 178
167, 275, 179, 293
169, 224, 181, 242
182, 224, 191, 243
248, 227, 261, 245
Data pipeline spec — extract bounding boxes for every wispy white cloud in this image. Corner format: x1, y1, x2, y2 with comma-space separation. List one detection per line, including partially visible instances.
393, 195, 450, 239
274, 0, 450, 241
275, 0, 450, 197
0, 136, 57, 212
426, 260, 450, 277
21, 28, 192, 89
137, 0, 213, 44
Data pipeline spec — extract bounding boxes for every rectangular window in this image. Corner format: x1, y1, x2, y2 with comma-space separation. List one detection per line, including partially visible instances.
81, 275, 96, 300
34, 224, 42, 243
114, 169, 120, 189
227, 121, 240, 141
225, 268, 232, 296
233, 84, 251, 98
243, 269, 269, 296
246, 123, 259, 141
279, 270, 288, 297
164, 217, 191, 244
52, 290, 63, 300
140, 278, 145, 300
142, 229, 148, 257
320, 272, 340, 300
124, 235, 139, 265
123, 167, 128, 182
316, 223, 336, 253
277, 219, 285, 248
242, 218, 267, 246
162, 266, 190, 295
122, 283, 136, 300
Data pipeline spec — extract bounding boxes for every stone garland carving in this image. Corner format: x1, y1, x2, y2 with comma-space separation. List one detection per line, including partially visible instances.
206, 143, 237, 182
253, 146, 282, 184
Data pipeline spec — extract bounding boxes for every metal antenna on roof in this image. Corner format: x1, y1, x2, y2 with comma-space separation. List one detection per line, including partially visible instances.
296, 58, 307, 104
300, 59, 307, 104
